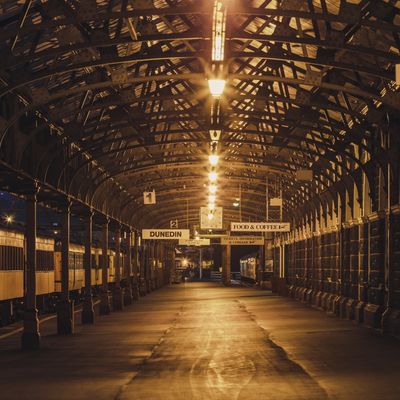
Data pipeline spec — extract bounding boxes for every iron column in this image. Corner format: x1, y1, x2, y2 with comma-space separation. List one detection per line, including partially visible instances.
21, 184, 40, 350
57, 199, 74, 334
113, 225, 124, 310
82, 210, 95, 324
123, 228, 133, 305
100, 219, 111, 315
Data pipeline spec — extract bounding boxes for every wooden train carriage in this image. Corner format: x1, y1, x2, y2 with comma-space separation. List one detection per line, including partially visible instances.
240, 253, 258, 281
92, 247, 123, 286
54, 243, 85, 292
0, 229, 24, 301
55, 243, 108, 292
108, 252, 125, 283
36, 236, 55, 295
0, 230, 55, 301
98, 249, 116, 283
107, 250, 116, 283
91, 247, 102, 286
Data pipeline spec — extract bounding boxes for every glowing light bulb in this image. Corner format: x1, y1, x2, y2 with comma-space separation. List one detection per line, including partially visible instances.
208, 213, 214, 220
208, 79, 226, 97
209, 184, 217, 194
208, 202, 215, 210
5, 215, 13, 224
208, 194, 216, 203
208, 154, 219, 166
233, 202, 239, 207
208, 171, 218, 182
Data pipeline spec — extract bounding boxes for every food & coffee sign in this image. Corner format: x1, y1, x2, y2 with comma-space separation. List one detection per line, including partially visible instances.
230, 222, 290, 232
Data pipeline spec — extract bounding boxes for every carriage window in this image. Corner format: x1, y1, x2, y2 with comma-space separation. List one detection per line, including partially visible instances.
69, 252, 75, 269
75, 253, 84, 269
36, 250, 54, 271
0, 245, 24, 270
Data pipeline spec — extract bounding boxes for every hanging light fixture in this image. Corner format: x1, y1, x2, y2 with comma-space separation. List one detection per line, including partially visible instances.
208, 184, 217, 194
208, 78, 226, 97
208, 154, 219, 166
208, 194, 216, 203
208, 79, 225, 97
208, 171, 218, 182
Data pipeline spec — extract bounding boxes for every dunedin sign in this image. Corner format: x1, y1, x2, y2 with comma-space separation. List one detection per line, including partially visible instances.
142, 229, 190, 240
230, 222, 290, 232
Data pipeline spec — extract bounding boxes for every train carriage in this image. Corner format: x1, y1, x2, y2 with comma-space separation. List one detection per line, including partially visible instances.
36, 236, 55, 295
0, 226, 129, 326
0, 229, 24, 301
240, 252, 259, 282
54, 243, 85, 293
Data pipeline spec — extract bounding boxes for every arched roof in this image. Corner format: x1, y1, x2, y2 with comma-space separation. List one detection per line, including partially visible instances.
0, 0, 399, 228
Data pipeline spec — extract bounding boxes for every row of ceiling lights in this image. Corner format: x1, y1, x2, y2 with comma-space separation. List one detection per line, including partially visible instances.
204, 1, 227, 222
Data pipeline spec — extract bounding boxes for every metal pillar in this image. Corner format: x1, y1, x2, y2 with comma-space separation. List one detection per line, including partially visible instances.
100, 220, 111, 315
152, 241, 157, 290
154, 241, 160, 288
132, 230, 140, 300
139, 240, 147, 296
113, 225, 124, 310
82, 211, 95, 324
199, 247, 203, 280
57, 199, 74, 334
21, 186, 40, 350
222, 245, 231, 286
123, 228, 133, 305
147, 241, 153, 292
258, 242, 265, 287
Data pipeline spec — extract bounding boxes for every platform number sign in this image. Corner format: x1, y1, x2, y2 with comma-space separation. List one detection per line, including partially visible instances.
170, 220, 178, 229
143, 190, 156, 205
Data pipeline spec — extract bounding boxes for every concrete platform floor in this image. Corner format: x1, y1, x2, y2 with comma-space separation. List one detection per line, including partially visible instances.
0, 283, 399, 400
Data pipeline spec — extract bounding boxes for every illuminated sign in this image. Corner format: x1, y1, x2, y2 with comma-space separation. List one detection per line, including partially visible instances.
230, 222, 290, 232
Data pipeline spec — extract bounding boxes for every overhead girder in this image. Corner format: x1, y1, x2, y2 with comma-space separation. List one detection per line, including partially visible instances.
67, 146, 318, 193
100, 173, 310, 200
11, 108, 382, 184
82, 157, 336, 219
59, 132, 368, 190
80, 160, 346, 219
132, 182, 306, 228
122, 177, 312, 219
3, 37, 397, 83
2, 4, 398, 43
129, 182, 303, 210
3, 44, 395, 91
49, 121, 371, 179
0, 116, 380, 225
3, 85, 381, 139
0, 159, 131, 228
135, 202, 269, 230
1, 62, 395, 114
58, 107, 374, 145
